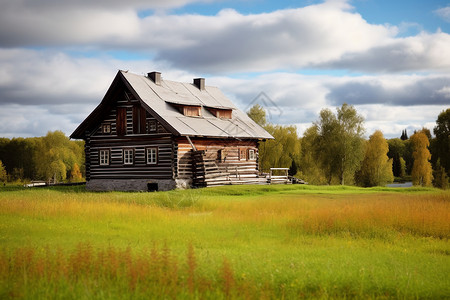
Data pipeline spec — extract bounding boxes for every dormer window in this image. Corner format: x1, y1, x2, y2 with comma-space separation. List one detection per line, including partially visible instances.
183, 106, 201, 117
207, 108, 232, 119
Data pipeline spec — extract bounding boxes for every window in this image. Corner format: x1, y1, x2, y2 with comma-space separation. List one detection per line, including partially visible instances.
146, 147, 158, 164
216, 109, 232, 119
183, 106, 201, 117
99, 149, 109, 165
123, 149, 134, 165
101, 123, 111, 134
208, 108, 232, 119
248, 149, 256, 160
239, 148, 246, 160
148, 120, 157, 132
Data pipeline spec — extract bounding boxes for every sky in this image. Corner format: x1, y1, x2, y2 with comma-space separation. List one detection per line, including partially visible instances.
0, 0, 449, 139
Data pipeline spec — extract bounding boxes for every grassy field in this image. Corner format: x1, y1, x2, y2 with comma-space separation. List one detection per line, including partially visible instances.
0, 184, 449, 299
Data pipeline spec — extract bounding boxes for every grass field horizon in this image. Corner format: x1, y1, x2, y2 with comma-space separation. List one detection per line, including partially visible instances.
1, 184, 449, 299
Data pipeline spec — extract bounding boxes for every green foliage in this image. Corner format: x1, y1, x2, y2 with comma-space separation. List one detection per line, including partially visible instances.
259, 124, 301, 172
299, 125, 328, 184
388, 138, 412, 176
246, 103, 267, 127
0, 160, 6, 183
433, 108, 450, 176
0, 137, 38, 179
357, 131, 394, 187
433, 159, 449, 190
301, 103, 365, 185
0, 131, 84, 182
411, 132, 433, 187
247, 104, 301, 174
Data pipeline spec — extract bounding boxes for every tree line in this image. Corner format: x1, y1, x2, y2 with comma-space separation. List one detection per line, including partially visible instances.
0, 107, 448, 189
0, 131, 84, 184
248, 105, 449, 189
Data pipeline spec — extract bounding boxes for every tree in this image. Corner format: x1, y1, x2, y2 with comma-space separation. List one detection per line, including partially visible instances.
433, 159, 448, 190
335, 104, 365, 185
433, 108, 450, 176
0, 160, 7, 183
388, 138, 408, 177
247, 104, 267, 127
302, 103, 365, 185
70, 163, 83, 182
400, 129, 408, 140
418, 127, 432, 140
357, 130, 393, 187
299, 125, 327, 184
411, 132, 433, 186
35, 131, 84, 183
259, 124, 301, 173
247, 104, 301, 174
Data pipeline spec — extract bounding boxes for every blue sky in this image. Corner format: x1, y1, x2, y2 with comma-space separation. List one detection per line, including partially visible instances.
0, 0, 449, 138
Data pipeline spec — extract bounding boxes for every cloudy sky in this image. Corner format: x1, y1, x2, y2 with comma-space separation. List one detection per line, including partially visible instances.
0, 0, 449, 139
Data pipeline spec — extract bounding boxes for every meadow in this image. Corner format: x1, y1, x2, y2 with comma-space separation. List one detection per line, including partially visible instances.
0, 184, 449, 299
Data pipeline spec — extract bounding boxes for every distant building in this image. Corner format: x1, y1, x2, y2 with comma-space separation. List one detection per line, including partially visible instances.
71, 71, 273, 191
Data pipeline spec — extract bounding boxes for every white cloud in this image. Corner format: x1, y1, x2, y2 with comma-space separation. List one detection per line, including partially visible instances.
321, 31, 450, 72
1, 1, 449, 74
435, 6, 450, 23
0, 48, 130, 105
0, 51, 446, 139
147, 4, 397, 73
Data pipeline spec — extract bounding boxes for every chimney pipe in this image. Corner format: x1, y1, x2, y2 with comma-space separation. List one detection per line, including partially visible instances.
148, 72, 161, 85
193, 78, 205, 90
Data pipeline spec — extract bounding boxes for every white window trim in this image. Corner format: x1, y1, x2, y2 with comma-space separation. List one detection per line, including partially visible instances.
248, 149, 256, 160
146, 147, 158, 165
123, 149, 134, 165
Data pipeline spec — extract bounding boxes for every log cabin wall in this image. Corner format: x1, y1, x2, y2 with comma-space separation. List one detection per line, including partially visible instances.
176, 137, 260, 183
86, 94, 175, 181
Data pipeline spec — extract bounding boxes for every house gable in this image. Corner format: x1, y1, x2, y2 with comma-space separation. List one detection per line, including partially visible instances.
70, 71, 177, 140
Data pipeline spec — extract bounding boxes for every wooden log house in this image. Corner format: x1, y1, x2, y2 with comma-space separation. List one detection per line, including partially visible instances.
71, 71, 273, 191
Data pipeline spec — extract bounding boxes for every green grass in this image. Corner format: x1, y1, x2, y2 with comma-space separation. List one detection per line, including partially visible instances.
0, 184, 449, 299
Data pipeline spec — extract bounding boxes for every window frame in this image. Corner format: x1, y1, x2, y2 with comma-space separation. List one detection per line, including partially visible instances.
148, 120, 157, 132
99, 149, 110, 166
248, 149, 256, 160
239, 148, 246, 161
146, 147, 158, 165
123, 148, 134, 165
101, 123, 111, 134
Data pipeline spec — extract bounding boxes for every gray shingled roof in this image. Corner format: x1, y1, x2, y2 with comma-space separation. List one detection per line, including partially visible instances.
122, 71, 273, 139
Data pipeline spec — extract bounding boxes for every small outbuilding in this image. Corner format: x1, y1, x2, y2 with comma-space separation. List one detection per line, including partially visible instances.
71, 71, 273, 191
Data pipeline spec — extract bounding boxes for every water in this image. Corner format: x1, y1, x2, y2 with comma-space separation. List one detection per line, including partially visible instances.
386, 182, 413, 188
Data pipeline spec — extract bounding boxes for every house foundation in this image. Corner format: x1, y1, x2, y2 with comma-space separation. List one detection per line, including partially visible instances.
86, 179, 177, 192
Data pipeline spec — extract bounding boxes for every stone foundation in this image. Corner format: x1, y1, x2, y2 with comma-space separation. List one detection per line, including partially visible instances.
86, 179, 179, 192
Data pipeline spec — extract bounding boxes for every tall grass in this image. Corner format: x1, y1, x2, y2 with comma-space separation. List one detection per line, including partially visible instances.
0, 243, 269, 299
284, 193, 450, 239
0, 185, 449, 298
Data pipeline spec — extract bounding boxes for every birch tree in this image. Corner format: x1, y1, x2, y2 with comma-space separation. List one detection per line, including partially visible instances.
309, 103, 365, 185
411, 131, 433, 186
357, 130, 393, 186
